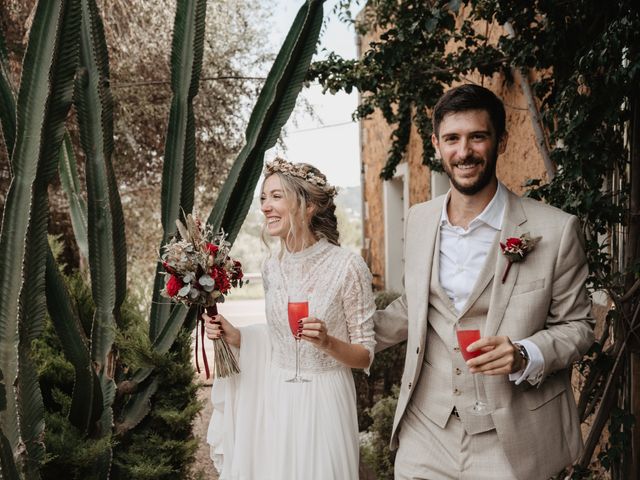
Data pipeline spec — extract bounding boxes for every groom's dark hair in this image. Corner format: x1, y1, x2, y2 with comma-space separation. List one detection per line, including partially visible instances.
432, 84, 506, 140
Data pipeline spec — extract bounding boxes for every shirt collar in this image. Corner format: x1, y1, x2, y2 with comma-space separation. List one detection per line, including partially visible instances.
440, 181, 506, 230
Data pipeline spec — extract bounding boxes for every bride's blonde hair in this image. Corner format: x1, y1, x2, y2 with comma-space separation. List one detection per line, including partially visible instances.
261, 159, 340, 253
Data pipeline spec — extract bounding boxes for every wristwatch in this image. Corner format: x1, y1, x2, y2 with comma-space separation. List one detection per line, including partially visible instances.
514, 342, 529, 369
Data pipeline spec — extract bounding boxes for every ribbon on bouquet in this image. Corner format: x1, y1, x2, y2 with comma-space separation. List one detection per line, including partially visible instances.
195, 303, 240, 378
195, 304, 215, 379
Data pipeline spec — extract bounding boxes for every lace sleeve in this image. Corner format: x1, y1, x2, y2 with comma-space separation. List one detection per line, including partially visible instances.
261, 257, 271, 293
341, 254, 376, 374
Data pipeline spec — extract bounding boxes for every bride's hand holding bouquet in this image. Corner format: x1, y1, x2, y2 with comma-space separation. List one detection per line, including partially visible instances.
204, 313, 240, 348
160, 212, 245, 378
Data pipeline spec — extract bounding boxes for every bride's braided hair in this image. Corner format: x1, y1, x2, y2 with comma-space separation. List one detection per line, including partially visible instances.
263, 158, 340, 247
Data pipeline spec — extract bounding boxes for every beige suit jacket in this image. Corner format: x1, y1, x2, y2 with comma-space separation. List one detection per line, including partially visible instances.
374, 189, 595, 480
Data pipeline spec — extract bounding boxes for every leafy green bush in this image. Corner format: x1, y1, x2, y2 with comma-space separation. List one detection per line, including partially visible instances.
360, 386, 400, 480
34, 266, 201, 479
354, 291, 404, 430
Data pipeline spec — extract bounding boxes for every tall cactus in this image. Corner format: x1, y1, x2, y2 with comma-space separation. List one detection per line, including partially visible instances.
0, 0, 82, 477
209, 0, 326, 244
149, 0, 208, 342
72, 0, 127, 474
58, 132, 89, 261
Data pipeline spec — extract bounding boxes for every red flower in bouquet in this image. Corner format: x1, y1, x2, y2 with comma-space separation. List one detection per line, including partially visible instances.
231, 260, 243, 282
159, 212, 246, 378
166, 274, 183, 297
211, 266, 231, 295
499, 232, 541, 283
162, 261, 176, 275
205, 242, 219, 255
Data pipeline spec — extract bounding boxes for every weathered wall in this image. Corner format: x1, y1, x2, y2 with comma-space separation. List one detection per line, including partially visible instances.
360, 108, 393, 289
359, 15, 548, 290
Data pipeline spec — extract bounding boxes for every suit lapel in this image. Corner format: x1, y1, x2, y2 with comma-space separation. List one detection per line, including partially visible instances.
456, 231, 500, 319
430, 230, 456, 311
485, 190, 528, 336
407, 197, 444, 347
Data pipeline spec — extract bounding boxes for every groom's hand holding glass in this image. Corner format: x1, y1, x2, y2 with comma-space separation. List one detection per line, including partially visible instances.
465, 335, 527, 375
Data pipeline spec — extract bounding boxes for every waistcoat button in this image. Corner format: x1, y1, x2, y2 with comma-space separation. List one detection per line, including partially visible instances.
455, 368, 462, 375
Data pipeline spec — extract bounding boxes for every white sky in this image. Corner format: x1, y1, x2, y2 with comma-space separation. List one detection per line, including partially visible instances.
265, 0, 361, 188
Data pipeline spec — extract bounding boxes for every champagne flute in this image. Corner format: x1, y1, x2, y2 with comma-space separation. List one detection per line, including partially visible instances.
286, 293, 310, 383
455, 323, 493, 415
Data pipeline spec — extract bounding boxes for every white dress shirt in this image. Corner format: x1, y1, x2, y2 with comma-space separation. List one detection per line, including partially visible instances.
439, 182, 543, 385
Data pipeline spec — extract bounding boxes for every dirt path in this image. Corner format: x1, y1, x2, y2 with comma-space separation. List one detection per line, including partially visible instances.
191, 381, 219, 480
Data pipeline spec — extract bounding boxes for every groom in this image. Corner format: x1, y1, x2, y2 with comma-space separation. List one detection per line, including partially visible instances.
374, 84, 594, 479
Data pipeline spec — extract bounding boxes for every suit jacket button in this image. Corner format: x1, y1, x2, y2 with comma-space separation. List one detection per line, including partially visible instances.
455, 368, 462, 375
453, 346, 460, 352
416, 346, 420, 354
408, 382, 412, 389
453, 388, 461, 396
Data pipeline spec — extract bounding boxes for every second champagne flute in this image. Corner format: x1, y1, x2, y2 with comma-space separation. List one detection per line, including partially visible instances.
455, 324, 493, 415
286, 294, 310, 383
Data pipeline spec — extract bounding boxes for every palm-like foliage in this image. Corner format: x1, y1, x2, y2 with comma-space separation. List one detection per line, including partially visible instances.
0, 0, 326, 477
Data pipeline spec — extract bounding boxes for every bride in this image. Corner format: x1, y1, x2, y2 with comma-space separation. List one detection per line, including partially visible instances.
204, 157, 376, 480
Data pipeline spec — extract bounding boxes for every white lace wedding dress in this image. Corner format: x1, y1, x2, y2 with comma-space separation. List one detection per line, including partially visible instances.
207, 239, 376, 480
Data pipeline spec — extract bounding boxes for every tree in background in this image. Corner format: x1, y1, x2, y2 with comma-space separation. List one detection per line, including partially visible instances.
310, 1, 640, 478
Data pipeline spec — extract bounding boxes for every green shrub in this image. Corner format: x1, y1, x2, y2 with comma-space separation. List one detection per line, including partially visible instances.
34, 267, 201, 479
354, 291, 405, 430
360, 386, 400, 480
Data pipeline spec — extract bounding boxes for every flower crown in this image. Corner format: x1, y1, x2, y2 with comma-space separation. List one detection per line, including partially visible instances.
264, 157, 338, 198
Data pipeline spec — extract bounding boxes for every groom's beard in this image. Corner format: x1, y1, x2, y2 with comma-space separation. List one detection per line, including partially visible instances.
443, 148, 498, 196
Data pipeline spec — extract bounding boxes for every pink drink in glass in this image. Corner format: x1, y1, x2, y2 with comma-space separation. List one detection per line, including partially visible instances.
456, 329, 481, 361
454, 326, 492, 415
287, 301, 308, 338
286, 295, 310, 383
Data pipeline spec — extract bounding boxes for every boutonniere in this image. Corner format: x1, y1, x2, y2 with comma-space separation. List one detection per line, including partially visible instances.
499, 233, 541, 283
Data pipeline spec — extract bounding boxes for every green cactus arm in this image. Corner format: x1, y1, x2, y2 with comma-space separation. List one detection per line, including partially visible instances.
0, 0, 82, 474
58, 133, 89, 260
45, 249, 98, 434
73, 3, 124, 476
0, 24, 16, 160
0, 433, 20, 480
0, 368, 20, 479
149, 0, 208, 341
114, 378, 159, 435
208, 0, 326, 245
